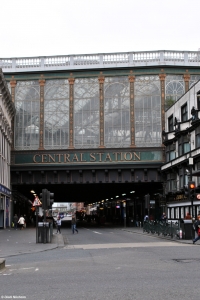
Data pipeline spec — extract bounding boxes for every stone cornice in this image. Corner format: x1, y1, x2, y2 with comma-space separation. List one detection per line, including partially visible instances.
0, 69, 15, 118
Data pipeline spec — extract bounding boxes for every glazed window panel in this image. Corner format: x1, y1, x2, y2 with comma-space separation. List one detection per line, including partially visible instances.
44, 80, 69, 149
168, 114, 173, 132
134, 76, 161, 147
14, 81, 40, 150
104, 77, 130, 148
165, 75, 185, 102
74, 78, 99, 149
189, 75, 200, 88
181, 103, 188, 121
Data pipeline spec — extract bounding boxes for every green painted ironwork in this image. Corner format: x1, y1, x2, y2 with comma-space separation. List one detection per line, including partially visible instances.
143, 220, 181, 239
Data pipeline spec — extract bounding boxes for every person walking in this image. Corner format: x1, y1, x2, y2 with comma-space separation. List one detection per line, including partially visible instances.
193, 215, 200, 244
161, 212, 167, 223
71, 214, 78, 234
18, 215, 25, 230
13, 214, 18, 230
56, 216, 62, 234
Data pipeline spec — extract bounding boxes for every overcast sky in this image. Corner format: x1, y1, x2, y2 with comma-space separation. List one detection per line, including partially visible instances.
1, 0, 200, 58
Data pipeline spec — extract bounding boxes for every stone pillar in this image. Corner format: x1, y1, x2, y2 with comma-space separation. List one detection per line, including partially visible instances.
10, 76, 17, 150
68, 77, 75, 149
98, 75, 105, 148
38, 75, 45, 150
129, 74, 135, 147
159, 73, 166, 160
183, 70, 190, 92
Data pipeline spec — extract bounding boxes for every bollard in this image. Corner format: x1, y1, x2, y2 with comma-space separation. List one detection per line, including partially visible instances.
179, 229, 182, 239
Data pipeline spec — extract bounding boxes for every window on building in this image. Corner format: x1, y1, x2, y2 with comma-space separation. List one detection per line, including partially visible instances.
196, 125, 200, 148
167, 173, 177, 192
197, 91, 200, 110
168, 115, 173, 132
104, 77, 130, 148
166, 143, 176, 162
178, 135, 190, 156
181, 103, 188, 122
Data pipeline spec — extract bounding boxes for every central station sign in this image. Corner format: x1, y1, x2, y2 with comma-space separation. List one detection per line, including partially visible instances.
13, 150, 163, 165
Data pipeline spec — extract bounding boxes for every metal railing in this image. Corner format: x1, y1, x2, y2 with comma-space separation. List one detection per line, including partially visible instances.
143, 220, 181, 239
0, 50, 200, 73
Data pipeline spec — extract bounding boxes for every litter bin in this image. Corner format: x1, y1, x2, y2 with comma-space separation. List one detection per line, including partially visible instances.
180, 220, 193, 239
37, 222, 50, 243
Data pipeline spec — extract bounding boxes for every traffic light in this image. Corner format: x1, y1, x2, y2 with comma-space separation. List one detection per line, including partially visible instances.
40, 189, 47, 210
188, 181, 196, 201
47, 190, 54, 208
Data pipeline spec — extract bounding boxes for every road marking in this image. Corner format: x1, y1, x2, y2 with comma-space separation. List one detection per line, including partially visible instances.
35, 268, 39, 271
64, 242, 191, 250
93, 231, 102, 234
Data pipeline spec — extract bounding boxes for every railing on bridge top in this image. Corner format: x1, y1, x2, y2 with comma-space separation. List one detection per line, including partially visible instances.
143, 220, 181, 239
0, 50, 200, 73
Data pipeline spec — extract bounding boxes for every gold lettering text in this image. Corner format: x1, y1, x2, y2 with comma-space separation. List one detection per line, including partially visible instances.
80, 153, 86, 162
113, 152, 121, 161
97, 153, 103, 162
133, 152, 141, 161
48, 154, 55, 163
104, 153, 112, 162
42, 154, 48, 163
124, 152, 132, 161
64, 154, 70, 162
90, 153, 96, 162
33, 154, 40, 163
72, 154, 79, 162
56, 154, 62, 163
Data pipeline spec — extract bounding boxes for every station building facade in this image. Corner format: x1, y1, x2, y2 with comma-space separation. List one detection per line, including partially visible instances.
1, 50, 200, 225
0, 69, 15, 228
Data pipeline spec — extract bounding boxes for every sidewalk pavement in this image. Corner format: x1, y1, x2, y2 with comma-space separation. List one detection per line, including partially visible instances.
0, 227, 64, 260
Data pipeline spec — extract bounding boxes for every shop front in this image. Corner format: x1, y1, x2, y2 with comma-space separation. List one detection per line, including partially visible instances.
0, 184, 11, 228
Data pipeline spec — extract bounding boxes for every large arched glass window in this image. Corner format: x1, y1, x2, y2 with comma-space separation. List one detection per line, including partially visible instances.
15, 81, 40, 150
104, 77, 130, 148
165, 75, 184, 102
44, 80, 69, 149
134, 76, 161, 147
74, 78, 99, 149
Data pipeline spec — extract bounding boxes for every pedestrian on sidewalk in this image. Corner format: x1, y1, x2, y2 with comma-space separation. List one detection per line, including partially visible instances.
13, 214, 18, 230
193, 215, 200, 244
18, 215, 25, 230
71, 214, 78, 234
56, 216, 62, 234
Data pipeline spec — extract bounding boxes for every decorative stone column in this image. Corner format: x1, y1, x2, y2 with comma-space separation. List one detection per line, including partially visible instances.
38, 75, 45, 150
98, 75, 105, 148
159, 72, 166, 160
68, 76, 75, 149
129, 74, 135, 147
183, 70, 190, 92
10, 76, 16, 103
10, 76, 17, 150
